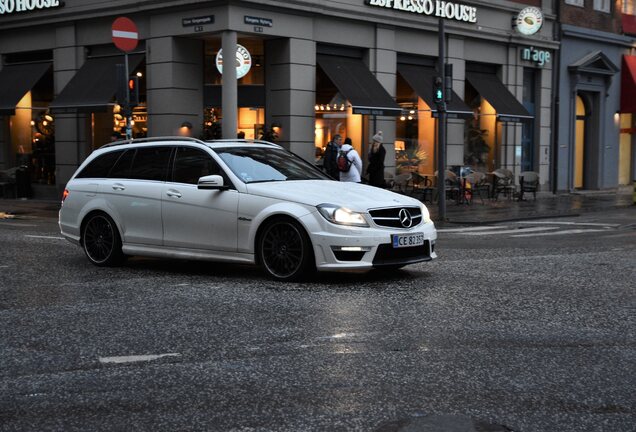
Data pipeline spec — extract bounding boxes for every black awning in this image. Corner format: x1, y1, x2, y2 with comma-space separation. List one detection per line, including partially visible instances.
465, 72, 532, 122
317, 55, 401, 116
398, 64, 473, 119
0, 62, 51, 115
49, 54, 144, 113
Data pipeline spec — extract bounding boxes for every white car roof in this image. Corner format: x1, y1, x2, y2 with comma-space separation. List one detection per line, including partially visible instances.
101, 137, 282, 151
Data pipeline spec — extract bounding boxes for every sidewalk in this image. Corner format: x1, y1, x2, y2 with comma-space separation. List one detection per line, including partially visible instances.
0, 187, 634, 225
429, 187, 634, 225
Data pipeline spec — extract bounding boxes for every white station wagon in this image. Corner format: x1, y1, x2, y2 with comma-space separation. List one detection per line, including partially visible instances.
59, 137, 437, 281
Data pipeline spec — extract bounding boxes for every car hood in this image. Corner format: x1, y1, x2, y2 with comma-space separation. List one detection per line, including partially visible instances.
245, 180, 422, 211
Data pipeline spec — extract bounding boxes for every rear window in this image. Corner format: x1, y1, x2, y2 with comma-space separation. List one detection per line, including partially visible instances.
75, 150, 124, 179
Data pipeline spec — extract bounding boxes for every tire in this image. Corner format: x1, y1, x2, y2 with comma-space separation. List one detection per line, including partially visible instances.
258, 218, 315, 281
82, 213, 124, 266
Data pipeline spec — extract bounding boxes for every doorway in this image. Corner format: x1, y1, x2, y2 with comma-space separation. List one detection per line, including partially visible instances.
574, 95, 586, 189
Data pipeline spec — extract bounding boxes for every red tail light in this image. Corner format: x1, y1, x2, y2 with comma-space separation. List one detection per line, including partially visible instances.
62, 189, 69, 203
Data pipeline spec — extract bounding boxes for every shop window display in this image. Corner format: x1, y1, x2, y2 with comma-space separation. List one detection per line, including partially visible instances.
203, 38, 265, 139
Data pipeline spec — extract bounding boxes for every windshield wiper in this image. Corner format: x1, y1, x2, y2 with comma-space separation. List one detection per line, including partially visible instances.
245, 179, 286, 184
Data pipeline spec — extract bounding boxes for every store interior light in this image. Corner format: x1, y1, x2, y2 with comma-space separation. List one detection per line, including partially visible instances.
400, 116, 406, 121
136, 71, 143, 77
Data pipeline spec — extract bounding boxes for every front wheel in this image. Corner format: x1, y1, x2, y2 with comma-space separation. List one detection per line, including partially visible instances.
82, 213, 124, 266
258, 219, 315, 281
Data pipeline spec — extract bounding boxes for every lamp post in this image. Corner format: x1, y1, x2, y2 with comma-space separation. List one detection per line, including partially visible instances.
436, 18, 447, 222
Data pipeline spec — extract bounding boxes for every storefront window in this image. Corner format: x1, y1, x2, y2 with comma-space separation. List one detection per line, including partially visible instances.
5, 53, 55, 184
395, 73, 435, 175
464, 80, 495, 171
203, 38, 265, 139
314, 65, 364, 167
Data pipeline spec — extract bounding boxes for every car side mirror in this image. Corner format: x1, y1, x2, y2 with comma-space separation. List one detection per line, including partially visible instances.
197, 174, 229, 190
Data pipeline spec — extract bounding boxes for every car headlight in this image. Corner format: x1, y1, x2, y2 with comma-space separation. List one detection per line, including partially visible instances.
317, 204, 369, 227
420, 202, 431, 224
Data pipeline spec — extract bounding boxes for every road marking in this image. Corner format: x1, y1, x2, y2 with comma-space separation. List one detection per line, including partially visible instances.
98, 353, 181, 364
460, 226, 558, 236
437, 226, 509, 233
24, 235, 65, 240
517, 221, 619, 227
511, 228, 607, 238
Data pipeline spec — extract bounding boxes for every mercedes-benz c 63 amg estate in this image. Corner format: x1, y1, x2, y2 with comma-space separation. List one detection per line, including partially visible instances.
59, 137, 437, 281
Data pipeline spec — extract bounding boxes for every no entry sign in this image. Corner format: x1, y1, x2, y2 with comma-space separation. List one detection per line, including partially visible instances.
112, 17, 138, 52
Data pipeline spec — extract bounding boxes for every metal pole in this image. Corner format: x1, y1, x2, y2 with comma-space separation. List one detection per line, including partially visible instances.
436, 19, 447, 221
124, 52, 132, 140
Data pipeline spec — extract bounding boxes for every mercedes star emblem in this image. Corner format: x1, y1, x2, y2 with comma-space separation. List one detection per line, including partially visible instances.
398, 208, 413, 228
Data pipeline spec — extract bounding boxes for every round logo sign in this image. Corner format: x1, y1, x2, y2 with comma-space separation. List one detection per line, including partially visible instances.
515, 7, 543, 36
216, 44, 252, 79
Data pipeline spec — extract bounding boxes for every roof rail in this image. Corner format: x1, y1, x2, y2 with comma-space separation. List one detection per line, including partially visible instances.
100, 136, 205, 149
206, 138, 282, 147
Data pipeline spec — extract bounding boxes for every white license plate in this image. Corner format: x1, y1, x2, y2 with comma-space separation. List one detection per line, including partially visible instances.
391, 232, 425, 248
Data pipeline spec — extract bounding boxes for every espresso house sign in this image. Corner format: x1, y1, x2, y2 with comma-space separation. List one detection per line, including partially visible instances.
0, 0, 63, 14
365, 0, 477, 23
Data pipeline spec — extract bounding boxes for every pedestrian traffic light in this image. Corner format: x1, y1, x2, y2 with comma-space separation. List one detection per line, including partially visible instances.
128, 76, 139, 106
433, 76, 443, 104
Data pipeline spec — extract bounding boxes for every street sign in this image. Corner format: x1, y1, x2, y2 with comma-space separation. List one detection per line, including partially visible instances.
112, 17, 138, 52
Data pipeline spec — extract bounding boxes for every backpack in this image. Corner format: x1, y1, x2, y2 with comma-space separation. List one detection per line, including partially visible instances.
336, 149, 352, 172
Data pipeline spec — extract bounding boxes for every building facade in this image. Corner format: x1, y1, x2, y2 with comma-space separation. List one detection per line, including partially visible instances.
556, 0, 636, 192
0, 0, 558, 198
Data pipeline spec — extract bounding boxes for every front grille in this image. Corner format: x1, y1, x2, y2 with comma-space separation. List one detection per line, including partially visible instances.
372, 241, 431, 266
368, 206, 422, 228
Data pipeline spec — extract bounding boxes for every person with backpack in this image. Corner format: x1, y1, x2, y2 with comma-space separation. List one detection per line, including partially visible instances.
323, 134, 342, 179
337, 137, 363, 182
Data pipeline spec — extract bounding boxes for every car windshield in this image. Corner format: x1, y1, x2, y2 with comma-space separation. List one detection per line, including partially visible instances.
215, 146, 331, 184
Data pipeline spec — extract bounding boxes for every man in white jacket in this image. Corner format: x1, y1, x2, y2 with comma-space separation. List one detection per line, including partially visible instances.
338, 138, 363, 182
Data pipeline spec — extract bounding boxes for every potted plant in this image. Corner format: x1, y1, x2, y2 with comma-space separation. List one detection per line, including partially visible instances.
396, 147, 428, 174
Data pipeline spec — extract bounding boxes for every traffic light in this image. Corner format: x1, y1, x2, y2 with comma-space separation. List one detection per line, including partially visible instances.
433, 76, 443, 104
128, 76, 139, 106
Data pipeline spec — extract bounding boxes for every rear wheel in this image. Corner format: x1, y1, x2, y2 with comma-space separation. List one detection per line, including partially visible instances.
258, 218, 315, 281
82, 213, 124, 266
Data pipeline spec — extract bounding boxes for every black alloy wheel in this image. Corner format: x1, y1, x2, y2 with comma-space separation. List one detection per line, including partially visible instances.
82, 213, 124, 266
259, 219, 314, 281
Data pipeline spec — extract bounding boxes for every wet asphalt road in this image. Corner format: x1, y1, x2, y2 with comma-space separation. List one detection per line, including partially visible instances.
0, 208, 634, 431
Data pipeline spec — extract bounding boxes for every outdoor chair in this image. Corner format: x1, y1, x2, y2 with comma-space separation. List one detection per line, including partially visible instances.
389, 173, 413, 195
463, 171, 489, 204
411, 172, 435, 203
491, 168, 515, 200
518, 171, 539, 201
433, 170, 461, 203
0, 167, 18, 199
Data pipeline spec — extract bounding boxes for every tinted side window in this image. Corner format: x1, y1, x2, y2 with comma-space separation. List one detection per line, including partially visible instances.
108, 149, 135, 178
129, 147, 172, 181
75, 150, 124, 178
173, 147, 222, 184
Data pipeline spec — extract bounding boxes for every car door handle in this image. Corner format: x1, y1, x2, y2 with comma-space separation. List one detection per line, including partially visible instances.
166, 190, 182, 198
112, 183, 126, 191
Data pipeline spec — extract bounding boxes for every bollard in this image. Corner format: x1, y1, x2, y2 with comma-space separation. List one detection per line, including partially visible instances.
633, 179, 636, 205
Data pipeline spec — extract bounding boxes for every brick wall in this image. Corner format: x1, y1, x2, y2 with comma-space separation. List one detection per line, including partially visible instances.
560, 0, 622, 33
510, 0, 542, 6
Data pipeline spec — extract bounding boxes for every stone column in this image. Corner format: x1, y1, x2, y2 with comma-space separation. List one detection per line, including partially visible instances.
53, 24, 86, 197
370, 26, 398, 175
265, 38, 315, 162
221, 31, 238, 139
447, 36, 466, 167
146, 36, 203, 137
